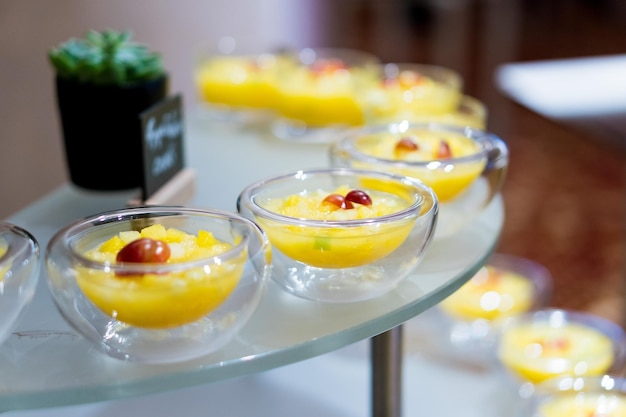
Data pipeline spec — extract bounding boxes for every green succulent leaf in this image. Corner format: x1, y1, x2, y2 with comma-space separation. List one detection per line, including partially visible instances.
48, 30, 165, 85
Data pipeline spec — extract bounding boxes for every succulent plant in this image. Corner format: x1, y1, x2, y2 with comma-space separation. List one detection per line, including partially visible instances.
49, 30, 165, 85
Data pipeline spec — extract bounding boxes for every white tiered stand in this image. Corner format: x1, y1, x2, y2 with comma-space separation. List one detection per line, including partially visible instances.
2, 112, 504, 416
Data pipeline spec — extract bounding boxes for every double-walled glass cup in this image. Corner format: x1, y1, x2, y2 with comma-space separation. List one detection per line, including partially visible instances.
416, 254, 553, 366
46, 207, 271, 363
271, 47, 381, 142
329, 121, 508, 239
496, 309, 626, 386
359, 63, 463, 124
237, 168, 438, 302
440, 253, 553, 324
523, 375, 626, 417
194, 36, 293, 125
0, 222, 40, 344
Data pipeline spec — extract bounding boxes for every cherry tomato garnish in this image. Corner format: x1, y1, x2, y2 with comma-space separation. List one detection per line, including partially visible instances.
394, 137, 419, 157
322, 193, 354, 210
437, 140, 452, 159
311, 58, 347, 75
116, 238, 171, 264
345, 189, 372, 206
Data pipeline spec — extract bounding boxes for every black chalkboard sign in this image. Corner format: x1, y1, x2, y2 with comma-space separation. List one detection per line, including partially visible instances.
139, 94, 185, 201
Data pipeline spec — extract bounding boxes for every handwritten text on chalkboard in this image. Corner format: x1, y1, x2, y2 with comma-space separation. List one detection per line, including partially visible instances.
140, 94, 185, 200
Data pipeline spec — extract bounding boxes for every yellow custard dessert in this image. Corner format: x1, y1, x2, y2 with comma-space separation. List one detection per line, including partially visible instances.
276, 58, 377, 127
78, 224, 245, 329
354, 130, 486, 201
396, 95, 487, 130
257, 185, 415, 268
538, 393, 626, 417
498, 322, 615, 384
439, 265, 535, 321
362, 67, 462, 122
0, 238, 8, 281
445, 95, 488, 130
195, 54, 289, 110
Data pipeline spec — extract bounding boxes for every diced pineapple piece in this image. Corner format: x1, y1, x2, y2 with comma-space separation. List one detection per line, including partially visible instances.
140, 224, 167, 240
119, 230, 141, 243
167, 242, 186, 261
165, 227, 190, 243
99, 235, 126, 254
197, 229, 218, 248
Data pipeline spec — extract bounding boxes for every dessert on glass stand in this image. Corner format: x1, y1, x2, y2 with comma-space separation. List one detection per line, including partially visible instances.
329, 121, 508, 239
358, 63, 487, 129
405, 253, 553, 366
495, 308, 626, 401
237, 168, 437, 302
45, 206, 271, 363
428, 94, 488, 130
271, 47, 381, 143
522, 375, 626, 417
194, 36, 292, 125
0, 222, 40, 345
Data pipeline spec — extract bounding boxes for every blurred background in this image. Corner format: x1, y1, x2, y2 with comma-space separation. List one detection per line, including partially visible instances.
0, 0, 624, 326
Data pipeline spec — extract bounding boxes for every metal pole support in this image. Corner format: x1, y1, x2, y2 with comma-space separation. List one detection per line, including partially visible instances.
370, 325, 403, 417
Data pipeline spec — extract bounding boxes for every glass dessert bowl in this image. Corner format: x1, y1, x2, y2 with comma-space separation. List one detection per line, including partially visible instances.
193, 36, 292, 125
404, 254, 552, 367
237, 168, 438, 302
329, 121, 508, 239
271, 47, 381, 143
413, 253, 553, 364
45, 206, 271, 363
440, 253, 553, 322
496, 309, 626, 386
395, 94, 487, 130
447, 95, 488, 130
0, 222, 40, 345
523, 375, 626, 417
359, 63, 464, 124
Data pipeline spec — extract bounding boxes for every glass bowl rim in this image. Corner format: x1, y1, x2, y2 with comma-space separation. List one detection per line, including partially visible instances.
499, 308, 626, 333
47, 206, 267, 274
379, 62, 462, 85
291, 46, 381, 67
496, 308, 626, 363
457, 95, 487, 115
535, 374, 626, 395
0, 221, 40, 266
486, 252, 554, 305
331, 121, 506, 167
237, 167, 438, 227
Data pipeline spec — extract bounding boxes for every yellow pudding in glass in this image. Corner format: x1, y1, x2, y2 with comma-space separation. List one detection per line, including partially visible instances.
361, 63, 462, 123
498, 320, 615, 384
381, 95, 487, 130
195, 53, 290, 111
538, 393, 626, 417
0, 238, 8, 280
257, 185, 415, 268
276, 60, 370, 126
440, 265, 535, 321
238, 169, 437, 303
275, 49, 380, 128
447, 95, 488, 130
395, 95, 487, 130
352, 129, 486, 201
78, 224, 245, 329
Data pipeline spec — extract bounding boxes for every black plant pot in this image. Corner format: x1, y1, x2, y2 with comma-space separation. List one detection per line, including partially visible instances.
55, 75, 168, 191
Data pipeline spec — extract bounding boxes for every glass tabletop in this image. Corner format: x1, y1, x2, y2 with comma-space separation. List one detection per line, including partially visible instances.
2, 114, 503, 412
